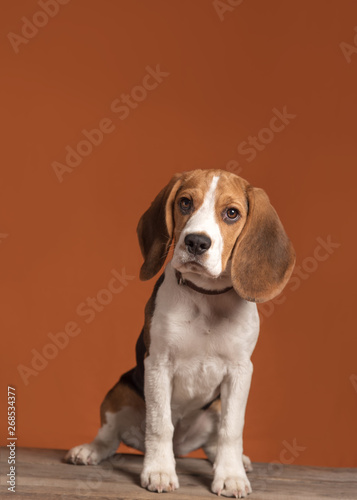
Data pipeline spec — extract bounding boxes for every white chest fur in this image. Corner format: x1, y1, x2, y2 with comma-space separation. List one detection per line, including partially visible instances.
148, 263, 260, 418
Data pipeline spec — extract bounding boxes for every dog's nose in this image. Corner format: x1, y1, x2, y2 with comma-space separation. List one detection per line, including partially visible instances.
184, 233, 211, 256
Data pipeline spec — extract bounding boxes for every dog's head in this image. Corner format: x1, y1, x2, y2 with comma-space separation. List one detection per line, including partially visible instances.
137, 169, 295, 303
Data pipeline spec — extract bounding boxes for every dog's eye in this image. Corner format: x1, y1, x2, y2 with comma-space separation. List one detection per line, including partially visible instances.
227, 208, 239, 219
179, 197, 192, 213
223, 207, 240, 223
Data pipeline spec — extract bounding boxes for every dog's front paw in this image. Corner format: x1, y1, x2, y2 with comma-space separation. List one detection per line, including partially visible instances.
65, 443, 102, 465
141, 466, 179, 493
212, 472, 252, 498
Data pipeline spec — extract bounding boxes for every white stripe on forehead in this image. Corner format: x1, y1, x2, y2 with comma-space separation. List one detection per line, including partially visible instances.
201, 175, 219, 210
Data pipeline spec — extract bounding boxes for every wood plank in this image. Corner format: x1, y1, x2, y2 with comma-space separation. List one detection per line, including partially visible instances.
1, 448, 356, 500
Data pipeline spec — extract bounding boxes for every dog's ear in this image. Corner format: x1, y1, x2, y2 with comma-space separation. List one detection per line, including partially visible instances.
231, 185, 295, 303
137, 173, 182, 281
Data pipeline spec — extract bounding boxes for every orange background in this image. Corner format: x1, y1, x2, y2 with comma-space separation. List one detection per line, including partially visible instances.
1, 0, 356, 468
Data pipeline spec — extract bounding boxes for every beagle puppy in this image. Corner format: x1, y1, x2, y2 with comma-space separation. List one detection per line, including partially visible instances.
66, 169, 295, 498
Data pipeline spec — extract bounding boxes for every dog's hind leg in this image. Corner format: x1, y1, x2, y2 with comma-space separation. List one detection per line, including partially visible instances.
65, 377, 145, 465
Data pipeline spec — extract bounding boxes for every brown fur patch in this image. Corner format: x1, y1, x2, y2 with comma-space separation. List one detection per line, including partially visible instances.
231, 185, 296, 302
208, 398, 221, 414
137, 174, 182, 281
100, 378, 145, 425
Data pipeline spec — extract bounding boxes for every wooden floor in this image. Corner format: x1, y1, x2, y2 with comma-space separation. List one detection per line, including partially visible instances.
1, 447, 356, 499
